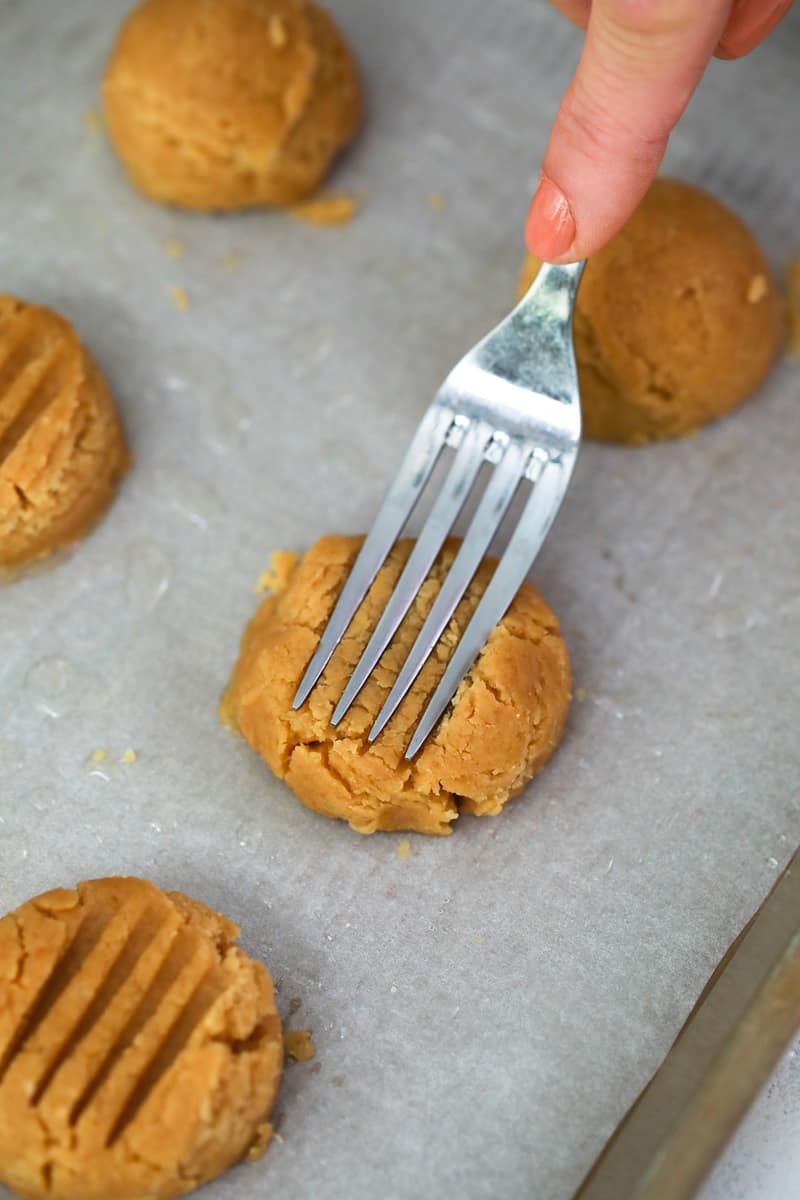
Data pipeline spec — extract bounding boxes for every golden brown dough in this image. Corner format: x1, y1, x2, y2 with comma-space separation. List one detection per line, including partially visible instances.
102, 0, 363, 211
0, 296, 129, 570
0, 877, 283, 1200
222, 535, 572, 836
518, 178, 783, 444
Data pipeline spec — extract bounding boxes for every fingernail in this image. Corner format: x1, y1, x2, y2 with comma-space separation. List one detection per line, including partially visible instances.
722, 0, 792, 54
526, 177, 576, 261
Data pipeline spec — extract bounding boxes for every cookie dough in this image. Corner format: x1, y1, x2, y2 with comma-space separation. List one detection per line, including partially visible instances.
518, 178, 783, 444
222, 535, 572, 836
0, 296, 129, 570
0, 877, 283, 1200
102, 0, 363, 211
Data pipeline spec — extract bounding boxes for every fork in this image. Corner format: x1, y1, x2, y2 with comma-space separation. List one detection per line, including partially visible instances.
293, 259, 585, 757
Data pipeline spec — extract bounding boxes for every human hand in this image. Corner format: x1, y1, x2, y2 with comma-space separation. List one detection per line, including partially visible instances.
526, 0, 793, 262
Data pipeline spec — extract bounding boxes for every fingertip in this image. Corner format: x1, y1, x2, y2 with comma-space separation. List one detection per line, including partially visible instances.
717, 0, 794, 58
525, 176, 577, 262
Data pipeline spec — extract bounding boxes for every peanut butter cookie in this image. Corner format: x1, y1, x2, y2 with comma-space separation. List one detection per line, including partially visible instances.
222, 535, 572, 836
0, 877, 283, 1200
103, 0, 363, 210
518, 178, 783, 444
0, 296, 128, 570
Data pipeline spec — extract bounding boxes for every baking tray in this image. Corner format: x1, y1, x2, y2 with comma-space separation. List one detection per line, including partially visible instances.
1, 3, 799, 1198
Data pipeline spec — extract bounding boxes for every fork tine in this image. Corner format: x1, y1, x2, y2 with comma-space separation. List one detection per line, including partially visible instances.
329, 418, 492, 725
292, 405, 454, 710
367, 439, 529, 742
404, 451, 573, 759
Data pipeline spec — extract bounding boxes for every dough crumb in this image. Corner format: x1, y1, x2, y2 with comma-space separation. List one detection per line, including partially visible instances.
427, 192, 446, 212
90, 747, 108, 762
83, 108, 104, 135
163, 238, 185, 259
120, 747, 137, 764
575, 686, 588, 702
284, 1030, 315, 1062
290, 194, 359, 226
222, 250, 244, 272
168, 285, 190, 311
246, 1122, 274, 1161
746, 273, 768, 303
255, 550, 300, 595
397, 839, 411, 860
787, 256, 800, 357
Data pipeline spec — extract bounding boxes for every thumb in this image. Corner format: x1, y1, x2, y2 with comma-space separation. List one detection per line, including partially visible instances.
527, 0, 732, 261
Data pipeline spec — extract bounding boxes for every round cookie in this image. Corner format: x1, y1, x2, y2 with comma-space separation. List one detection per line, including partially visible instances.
102, 0, 363, 211
517, 178, 783, 444
222, 535, 572, 836
0, 877, 283, 1200
0, 296, 129, 571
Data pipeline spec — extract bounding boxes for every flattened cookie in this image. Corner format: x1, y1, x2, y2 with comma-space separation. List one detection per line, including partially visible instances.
222, 535, 572, 836
0, 296, 129, 570
103, 0, 363, 210
0, 877, 283, 1200
518, 178, 783, 444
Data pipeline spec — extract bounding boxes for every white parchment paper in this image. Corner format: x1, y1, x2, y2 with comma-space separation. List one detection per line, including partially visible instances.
1, 2, 799, 1197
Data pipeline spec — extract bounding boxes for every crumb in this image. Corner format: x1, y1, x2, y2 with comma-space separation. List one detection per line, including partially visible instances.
396, 839, 411, 860
255, 550, 299, 595
83, 108, 104, 136
287, 997, 302, 1017
332, 1075, 345, 1088
168, 285, 190, 311
246, 1122, 274, 1161
290, 194, 359, 226
284, 1030, 315, 1062
274, 1133, 285, 1144
389, 984, 397, 994
120, 747, 137, 764
746, 274, 768, 304
427, 192, 446, 212
787, 257, 800, 357
268, 13, 287, 47
221, 250, 244, 271
90, 748, 108, 762
309, 1062, 321, 1074
575, 686, 587, 702
163, 238, 185, 259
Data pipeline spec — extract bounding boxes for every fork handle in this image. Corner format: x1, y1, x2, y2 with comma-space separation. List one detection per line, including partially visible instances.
517, 260, 585, 324
474, 258, 585, 415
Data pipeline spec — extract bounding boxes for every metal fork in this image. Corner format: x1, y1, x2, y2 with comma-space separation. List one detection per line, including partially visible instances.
293, 259, 585, 757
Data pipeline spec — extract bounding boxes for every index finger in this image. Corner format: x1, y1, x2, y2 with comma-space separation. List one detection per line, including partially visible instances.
527, 0, 733, 261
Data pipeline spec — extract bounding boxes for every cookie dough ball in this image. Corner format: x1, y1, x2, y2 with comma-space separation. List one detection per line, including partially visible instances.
0, 296, 129, 571
222, 535, 571, 836
0, 877, 283, 1200
102, 0, 363, 211
518, 178, 783, 444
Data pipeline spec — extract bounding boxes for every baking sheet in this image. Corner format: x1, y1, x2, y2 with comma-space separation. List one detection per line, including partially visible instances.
1, 3, 799, 1198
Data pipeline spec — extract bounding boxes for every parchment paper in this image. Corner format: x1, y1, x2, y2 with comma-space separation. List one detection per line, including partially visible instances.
1, 3, 799, 1198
